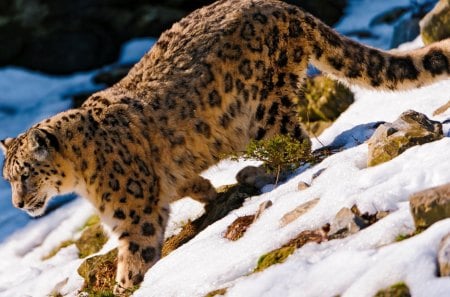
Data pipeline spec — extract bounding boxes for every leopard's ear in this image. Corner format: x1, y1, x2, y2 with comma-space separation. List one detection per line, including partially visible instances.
0, 138, 14, 154
28, 128, 59, 161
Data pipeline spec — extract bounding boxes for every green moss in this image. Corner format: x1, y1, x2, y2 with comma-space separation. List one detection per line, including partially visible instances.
78, 249, 119, 297
42, 240, 75, 260
375, 282, 411, 297
205, 288, 228, 297
42, 215, 107, 261
254, 246, 296, 272
80, 214, 101, 230
77, 222, 109, 258
395, 229, 424, 242
421, 0, 450, 44
300, 76, 354, 135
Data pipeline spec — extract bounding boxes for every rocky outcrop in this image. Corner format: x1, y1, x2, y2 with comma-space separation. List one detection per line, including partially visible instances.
0, 0, 346, 74
367, 110, 443, 167
420, 0, 450, 44
409, 183, 450, 229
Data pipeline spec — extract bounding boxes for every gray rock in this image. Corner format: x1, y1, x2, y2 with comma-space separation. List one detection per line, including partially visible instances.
438, 233, 450, 277
328, 207, 364, 239
280, 198, 320, 227
0, 0, 346, 74
236, 166, 276, 189
367, 110, 443, 167
297, 181, 310, 191
409, 183, 450, 229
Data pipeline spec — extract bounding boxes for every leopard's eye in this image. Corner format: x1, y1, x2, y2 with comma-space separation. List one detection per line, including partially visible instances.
20, 172, 29, 182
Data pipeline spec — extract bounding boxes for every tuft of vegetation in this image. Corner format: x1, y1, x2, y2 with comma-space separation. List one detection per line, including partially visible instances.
374, 282, 411, 297
232, 135, 312, 184
77, 248, 120, 297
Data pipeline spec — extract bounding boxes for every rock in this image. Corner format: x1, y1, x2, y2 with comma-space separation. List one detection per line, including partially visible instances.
438, 233, 450, 277
76, 222, 108, 259
254, 200, 273, 220
285, 0, 347, 26
328, 206, 389, 240
328, 207, 364, 239
312, 168, 326, 181
300, 76, 355, 136
236, 166, 276, 189
297, 181, 310, 191
224, 215, 255, 241
0, 0, 345, 74
367, 110, 443, 167
420, 0, 450, 44
162, 184, 260, 256
390, 17, 420, 48
433, 100, 450, 116
280, 198, 320, 227
224, 200, 272, 241
410, 182, 450, 229
93, 64, 134, 86
374, 282, 411, 297
284, 229, 326, 248
370, 7, 409, 26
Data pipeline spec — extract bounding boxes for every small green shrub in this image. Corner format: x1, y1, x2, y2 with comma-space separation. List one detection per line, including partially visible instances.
233, 135, 312, 184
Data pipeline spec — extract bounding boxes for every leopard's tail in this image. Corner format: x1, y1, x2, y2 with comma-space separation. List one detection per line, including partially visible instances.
306, 15, 450, 91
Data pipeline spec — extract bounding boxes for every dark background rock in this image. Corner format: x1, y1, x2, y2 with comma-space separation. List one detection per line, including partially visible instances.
0, 0, 347, 74
420, 0, 450, 44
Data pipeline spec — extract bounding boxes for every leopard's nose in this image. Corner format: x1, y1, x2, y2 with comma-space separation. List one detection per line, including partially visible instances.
15, 200, 24, 208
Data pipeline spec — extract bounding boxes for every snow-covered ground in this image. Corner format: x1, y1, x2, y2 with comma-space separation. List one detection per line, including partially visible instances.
0, 1, 449, 297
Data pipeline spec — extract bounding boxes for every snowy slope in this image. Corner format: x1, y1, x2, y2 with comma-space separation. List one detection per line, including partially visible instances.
0, 1, 449, 297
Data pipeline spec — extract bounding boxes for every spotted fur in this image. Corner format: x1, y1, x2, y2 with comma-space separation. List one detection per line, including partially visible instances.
1, 0, 449, 293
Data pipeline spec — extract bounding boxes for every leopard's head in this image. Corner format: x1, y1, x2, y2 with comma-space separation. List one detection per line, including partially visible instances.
1, 128, 65, 217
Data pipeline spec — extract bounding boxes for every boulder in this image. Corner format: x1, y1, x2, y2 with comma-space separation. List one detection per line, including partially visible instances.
367, 110, 443, 167
420, 0, 450, 44
0, 0, 346, 74
410, 182, 450, 229
236, 166, 276, 189
299, 75, 355, 136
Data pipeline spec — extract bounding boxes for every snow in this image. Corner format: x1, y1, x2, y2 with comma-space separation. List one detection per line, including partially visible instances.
1, 1, 450, 297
